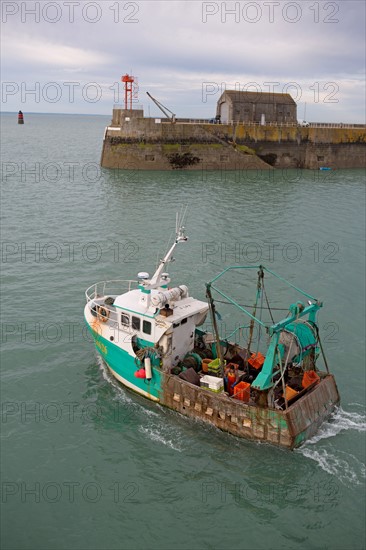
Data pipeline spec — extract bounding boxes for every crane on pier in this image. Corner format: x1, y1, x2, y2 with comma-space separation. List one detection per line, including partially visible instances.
146, 92, 176, 123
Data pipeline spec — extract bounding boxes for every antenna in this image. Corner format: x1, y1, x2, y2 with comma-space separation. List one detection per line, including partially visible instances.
149, 211, 188, 286
177, 205, 188, 237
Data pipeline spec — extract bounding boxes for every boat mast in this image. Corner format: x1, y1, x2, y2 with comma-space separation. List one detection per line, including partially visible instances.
206, 284, 225, 375
148, 213, 188, 287
246, 267, 263, 357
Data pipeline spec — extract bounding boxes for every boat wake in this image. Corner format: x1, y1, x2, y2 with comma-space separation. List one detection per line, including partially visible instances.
305, 406, 366, 444
138, 425, 183, 452
97, 354, 160, 416
300, 446, 365, 486
297, 405, 366, 486
97, 355, 133, 402
96, 355, 365, 473
96, 354, 184, 450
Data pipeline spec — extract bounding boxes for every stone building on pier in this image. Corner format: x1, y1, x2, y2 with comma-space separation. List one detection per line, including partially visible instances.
216, 91, 297, 124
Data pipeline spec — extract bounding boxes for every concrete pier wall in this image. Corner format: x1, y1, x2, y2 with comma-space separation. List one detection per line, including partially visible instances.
101, 109, 366, 170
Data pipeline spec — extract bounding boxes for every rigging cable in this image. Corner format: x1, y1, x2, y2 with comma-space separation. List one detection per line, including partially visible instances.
262, 279, 275, 324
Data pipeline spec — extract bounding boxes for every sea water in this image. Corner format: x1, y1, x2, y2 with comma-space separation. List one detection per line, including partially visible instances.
1, 113, 365, 550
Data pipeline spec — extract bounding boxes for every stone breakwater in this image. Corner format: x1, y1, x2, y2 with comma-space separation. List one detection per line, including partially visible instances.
101, 109, 366, 170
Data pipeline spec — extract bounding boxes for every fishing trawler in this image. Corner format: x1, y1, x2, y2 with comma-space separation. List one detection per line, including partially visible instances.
84, 219, 340, 449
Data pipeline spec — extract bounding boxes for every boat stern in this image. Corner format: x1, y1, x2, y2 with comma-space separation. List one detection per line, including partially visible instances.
284, 374, 340, 448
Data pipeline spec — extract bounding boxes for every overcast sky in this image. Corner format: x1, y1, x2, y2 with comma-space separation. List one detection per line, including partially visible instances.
1, 0, 365, 121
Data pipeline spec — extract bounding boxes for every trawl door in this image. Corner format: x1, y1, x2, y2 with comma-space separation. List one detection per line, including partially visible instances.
171, 318, 195, 365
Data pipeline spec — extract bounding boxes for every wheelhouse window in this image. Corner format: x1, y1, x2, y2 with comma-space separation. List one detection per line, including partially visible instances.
132, 316, 141, 331
143, 320, 152, 335
121, 313, 130, 327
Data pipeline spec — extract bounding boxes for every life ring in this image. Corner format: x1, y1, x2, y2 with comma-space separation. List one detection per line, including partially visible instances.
97, 305, 109, 323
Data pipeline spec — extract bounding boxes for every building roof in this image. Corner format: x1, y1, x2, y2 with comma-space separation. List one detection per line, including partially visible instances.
219, 91, 297, 105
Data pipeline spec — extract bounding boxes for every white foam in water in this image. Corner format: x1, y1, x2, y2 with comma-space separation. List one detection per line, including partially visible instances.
298, 406, 366, 486
97, 354, 114, 383
305, 406, 366, 445
96, 354, 160, 416
300, 447, 365, 486
96, 354, 203, 450
139, 426, 183, 452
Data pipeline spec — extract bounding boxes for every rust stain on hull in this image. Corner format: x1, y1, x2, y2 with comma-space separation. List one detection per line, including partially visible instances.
160, 373, 340, 449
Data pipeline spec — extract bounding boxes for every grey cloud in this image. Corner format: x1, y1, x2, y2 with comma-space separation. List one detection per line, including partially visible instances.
1, 0, 364, 121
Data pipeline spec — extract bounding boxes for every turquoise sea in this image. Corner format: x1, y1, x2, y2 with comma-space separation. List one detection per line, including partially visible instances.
1, 113, 365, 550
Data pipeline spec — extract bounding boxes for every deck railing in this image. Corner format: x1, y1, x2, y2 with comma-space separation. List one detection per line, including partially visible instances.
181, 121, 366, 128
107, 116, 365, 129
85, 279, 138, 303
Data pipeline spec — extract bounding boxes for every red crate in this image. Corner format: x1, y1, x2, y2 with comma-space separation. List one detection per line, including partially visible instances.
248, 352, 265, 370
233, 381, 250, 402
302, 370, 320, 389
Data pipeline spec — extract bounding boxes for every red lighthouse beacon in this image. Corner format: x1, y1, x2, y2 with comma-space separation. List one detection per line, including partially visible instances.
121, 74, 135, 110
18, 110, 24, 124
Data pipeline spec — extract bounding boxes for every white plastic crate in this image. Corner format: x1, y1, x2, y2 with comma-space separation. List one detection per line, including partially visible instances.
200, 375, 224, 392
